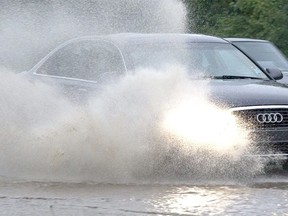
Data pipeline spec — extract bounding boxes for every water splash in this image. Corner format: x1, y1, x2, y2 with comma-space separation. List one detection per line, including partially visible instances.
0, 0, 187, 71
0, 0, 268, 184
0, 66, 266, 183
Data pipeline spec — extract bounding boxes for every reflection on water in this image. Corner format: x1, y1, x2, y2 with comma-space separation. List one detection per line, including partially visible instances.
151, 186, 237, 215
151, 184, 288, 215
0, 178, 288, 215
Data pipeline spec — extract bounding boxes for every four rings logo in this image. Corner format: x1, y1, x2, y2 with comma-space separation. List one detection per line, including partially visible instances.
256, 113, 284, 123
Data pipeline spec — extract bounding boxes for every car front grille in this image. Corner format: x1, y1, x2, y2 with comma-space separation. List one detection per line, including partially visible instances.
273, 143, 288, 153
231, 106, 288, 130
256, 142, 288, 154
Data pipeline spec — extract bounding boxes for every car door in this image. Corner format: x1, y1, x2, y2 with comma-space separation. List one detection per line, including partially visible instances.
31, 39, 127, 102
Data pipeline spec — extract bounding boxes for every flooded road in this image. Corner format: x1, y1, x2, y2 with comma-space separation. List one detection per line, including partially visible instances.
1, 172, 288, 215
1, 70, 288, 215
1, 1, 287, 215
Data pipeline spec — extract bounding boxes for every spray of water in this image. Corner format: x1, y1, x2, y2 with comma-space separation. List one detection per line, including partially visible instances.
0, 65, 266, 183
0, 0, 186, 71
0, 0, 268, 184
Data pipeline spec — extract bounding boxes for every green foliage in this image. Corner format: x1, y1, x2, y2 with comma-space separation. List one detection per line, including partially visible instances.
183, 0, 288, 56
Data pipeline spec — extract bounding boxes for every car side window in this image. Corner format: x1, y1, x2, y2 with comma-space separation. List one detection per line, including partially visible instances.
36, 40, 126, 82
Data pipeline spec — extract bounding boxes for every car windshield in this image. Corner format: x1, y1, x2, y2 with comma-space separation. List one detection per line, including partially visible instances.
126, 42, 268, 80
233, 41, 288, 72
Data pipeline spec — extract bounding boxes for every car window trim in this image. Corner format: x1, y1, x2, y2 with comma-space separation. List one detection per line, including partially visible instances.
32, 73, 99, 84
32, 38, 128, 81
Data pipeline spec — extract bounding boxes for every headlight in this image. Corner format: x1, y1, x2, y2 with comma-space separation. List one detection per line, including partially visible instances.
162, 100, 249, 155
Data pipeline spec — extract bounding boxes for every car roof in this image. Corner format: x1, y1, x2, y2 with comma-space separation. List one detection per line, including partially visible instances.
225, 38, 269, 43
64, 33, 228, 46
109, 33, 227, 43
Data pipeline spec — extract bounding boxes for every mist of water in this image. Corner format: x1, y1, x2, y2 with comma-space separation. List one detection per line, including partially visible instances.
0, 0, 269, 184
0, 66, 267, 183
0, 0, 186, 72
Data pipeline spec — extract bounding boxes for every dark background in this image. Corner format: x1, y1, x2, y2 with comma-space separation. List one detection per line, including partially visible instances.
184, 0, 288, 56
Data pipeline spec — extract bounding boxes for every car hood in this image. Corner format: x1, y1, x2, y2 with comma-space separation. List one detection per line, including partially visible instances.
206, 79, 288, 108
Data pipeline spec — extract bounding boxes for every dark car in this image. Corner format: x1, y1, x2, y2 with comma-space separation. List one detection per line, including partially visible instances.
225, 38, 288, 84
22, 33, 288, 158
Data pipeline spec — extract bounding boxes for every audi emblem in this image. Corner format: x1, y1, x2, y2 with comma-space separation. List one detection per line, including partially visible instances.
256, 113, 283, 123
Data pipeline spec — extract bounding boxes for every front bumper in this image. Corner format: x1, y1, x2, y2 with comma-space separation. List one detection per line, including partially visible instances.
249, 128, 288, 156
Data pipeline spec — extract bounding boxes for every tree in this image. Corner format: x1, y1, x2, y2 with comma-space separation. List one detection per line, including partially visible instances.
184, 0, 288, 56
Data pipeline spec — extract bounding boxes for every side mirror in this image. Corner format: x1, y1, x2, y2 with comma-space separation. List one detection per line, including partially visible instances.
266, 68, 283, 80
